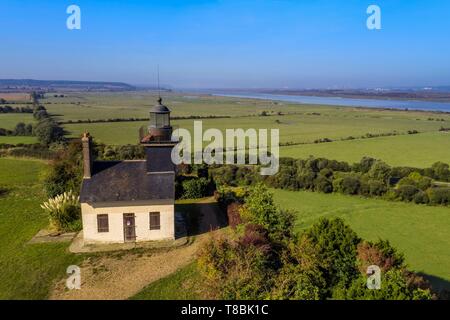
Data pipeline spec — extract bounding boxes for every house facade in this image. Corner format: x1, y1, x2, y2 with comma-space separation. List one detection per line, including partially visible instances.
80, 98, 177, 244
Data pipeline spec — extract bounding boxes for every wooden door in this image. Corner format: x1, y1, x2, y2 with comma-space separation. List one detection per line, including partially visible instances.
123, 213, 136, 242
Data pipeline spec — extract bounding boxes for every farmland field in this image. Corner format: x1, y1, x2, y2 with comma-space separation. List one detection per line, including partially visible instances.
281, 131, 450, 168
0, 113, 35, 130
2, 92, 450, 167
272, 188, 450, 291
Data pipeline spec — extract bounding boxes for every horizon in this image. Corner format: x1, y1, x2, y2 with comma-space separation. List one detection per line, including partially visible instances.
1, 0, 450, 88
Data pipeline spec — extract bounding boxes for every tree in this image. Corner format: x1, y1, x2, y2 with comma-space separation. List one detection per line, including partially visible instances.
368, 160, 391, 184
13, 122, 27, 136
33, 118, 64, 146
304, 218, 361, 294
240, 183, 294, 242
314, 174, 333, 193
43, 141, 83, 197
396, 185, 420, 202
333, 269, 432, 300
431, 162, 450, 181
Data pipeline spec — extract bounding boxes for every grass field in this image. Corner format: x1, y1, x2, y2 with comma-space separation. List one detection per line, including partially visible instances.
272, 188, 450, 291
0, 158, 82, 299
0, 136, 37, 144
0, 113, 35, 130
281, 131, 450, 168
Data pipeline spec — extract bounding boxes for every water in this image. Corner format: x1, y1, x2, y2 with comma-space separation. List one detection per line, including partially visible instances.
212, 92, 450, 113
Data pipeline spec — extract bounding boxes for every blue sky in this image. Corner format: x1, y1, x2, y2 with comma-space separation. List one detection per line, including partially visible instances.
1, 0, 449, 88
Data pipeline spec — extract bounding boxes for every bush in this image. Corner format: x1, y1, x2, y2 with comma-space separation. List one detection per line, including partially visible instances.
368, 179, 387, 196
181, 178, 210, 199
43, 141, 83, 198
427, 187, 450, 205
304, 218, 361, 294
314, 175, 333, 193
368, 160, 391, 184
413, 190, 429, 204
333, 175, 361, 195
34, 118, 64, 146
226, 202, 243, 229
398, 172, 432, 191
240, 184, 295, 242
396, 185, 420, 202
40, 191, 81, 232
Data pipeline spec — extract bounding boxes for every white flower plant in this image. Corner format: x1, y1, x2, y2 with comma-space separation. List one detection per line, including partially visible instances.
41, 190, 81, 232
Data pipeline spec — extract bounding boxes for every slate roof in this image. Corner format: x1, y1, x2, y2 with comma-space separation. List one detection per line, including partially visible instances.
80, 160, 174, 204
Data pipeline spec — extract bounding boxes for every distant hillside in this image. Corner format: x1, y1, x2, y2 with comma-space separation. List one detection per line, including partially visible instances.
0, 79, 136, 92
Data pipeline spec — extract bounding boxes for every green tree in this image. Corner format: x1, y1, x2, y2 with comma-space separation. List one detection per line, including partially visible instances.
304, 218, 361, 294
240, 183, 294, 242
34, 118, 64, 146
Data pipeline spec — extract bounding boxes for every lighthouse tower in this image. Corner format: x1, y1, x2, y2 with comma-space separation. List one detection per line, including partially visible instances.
140, 97, 177, 173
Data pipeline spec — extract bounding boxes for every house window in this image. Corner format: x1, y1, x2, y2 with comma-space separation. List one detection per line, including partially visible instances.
149, 212, 160, 230
97, 214, 109, 233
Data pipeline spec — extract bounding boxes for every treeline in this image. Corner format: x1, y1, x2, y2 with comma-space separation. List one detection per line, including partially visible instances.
0, 105, 33, 113
32, 105, 65, 145
209, 156, 450, 206
0, 123, 34, 136
60, 115, 232, 125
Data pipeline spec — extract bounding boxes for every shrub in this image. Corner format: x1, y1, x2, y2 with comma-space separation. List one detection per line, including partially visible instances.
40, 191, 81, 232
333, 269, 432, 300
398, 172, 432, 191
368, 179, 387, 196
197, 231, 273, 299
181, 178, 210, 199
240, 184, 295, 242
304, 218, 361, 293
368, 160, 391, 184
427, 187, 450, 205
314, 174, 333, 193
357, 240, 405, 273
396, 184, 420, 202
226, 202, 243, 229
413, 190, 429, 204
333, 175, 361, 195
43, 141, 83, 198
431, 162, 450, 181
33, 118, 64, 146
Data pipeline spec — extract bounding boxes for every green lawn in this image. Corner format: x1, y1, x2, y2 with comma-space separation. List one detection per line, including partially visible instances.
0, 158, 82, 299
272, 188, 450, 291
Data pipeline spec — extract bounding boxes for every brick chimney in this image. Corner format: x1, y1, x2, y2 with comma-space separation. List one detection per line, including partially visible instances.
81, 132, 93, 179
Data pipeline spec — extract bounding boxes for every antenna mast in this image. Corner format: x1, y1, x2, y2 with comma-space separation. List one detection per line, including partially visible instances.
157, 64, 161, 100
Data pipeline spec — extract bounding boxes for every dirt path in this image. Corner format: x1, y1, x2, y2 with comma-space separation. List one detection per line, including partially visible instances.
50, 199, 224, 300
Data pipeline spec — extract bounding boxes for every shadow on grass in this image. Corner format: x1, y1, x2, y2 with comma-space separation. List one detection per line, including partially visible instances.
176, 202, 228, 238
418, 272, 450, 297
0, 187, 9, 197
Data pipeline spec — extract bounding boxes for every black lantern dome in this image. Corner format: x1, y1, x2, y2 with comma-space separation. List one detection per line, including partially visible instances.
142, 97, 173, 143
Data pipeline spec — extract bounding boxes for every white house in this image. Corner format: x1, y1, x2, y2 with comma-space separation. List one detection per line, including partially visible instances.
80, 98, 177, 244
